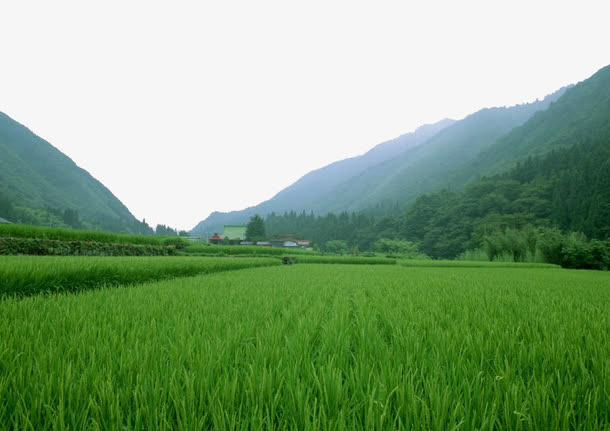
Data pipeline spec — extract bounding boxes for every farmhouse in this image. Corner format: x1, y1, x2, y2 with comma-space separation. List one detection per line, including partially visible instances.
208, 233, 223, 245
208, 228, 311, 248
0, 217, 12, 224
221, 225, 247, 245
269, 234, 312, 248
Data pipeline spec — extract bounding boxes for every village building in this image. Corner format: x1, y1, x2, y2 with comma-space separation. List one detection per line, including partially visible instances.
209, 227, 311, 248
208, 233, 223, 245
221, 225, 247, 245
269, 234, 312, 248
0, 217, 12, 224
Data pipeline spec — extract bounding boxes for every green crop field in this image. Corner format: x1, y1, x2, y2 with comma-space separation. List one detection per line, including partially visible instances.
1, 264, 608, 429
293, 255, 396, 265
0, 255, 280, 296
182, 243, 316, 256
399, 259, 561, 269
0, 223, 186, 246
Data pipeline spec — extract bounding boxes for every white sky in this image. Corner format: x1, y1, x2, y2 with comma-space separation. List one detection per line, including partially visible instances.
1, 1, 608, 230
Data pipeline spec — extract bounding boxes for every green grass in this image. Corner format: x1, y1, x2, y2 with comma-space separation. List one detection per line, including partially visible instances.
0, 255, 280, 296
183, 243, 316, 256
1, 264, 608, 429
0, 223, 185, 246
399, 259, 561, 269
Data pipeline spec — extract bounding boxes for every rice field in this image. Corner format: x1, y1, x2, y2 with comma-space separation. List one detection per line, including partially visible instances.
1, 264, 608, 429
399, 259, 561, 269
182, 243, 316, 256
0, 255, 280, 296
0, 223, 186, 246
293, 255, 396, 265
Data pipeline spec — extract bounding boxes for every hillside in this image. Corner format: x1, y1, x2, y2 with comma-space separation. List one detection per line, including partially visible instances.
450, 64, 610, 185
191, 86, 565, 235
400, 132, 610, 260
313, 88, 567, 213
190, 119, 455, 235
260, 132, 609, 268
0, 112, 146, 233
257, 64, 610, 267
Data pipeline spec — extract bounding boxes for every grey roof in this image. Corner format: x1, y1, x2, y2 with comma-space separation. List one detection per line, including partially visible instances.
0, 217, 12, 224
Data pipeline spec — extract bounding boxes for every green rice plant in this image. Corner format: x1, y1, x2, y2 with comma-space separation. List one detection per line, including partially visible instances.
399, 259, 560, 269
0, 255, 280, 296
0, 265, 607, 429
0, 223, 186, 246
293, 255, 396, 265
183, 244, 316, 256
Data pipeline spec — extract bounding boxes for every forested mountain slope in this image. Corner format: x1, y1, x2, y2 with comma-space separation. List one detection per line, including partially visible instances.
400, 133, 610, 259
191, 86, 565, 235
190, 119, 454, 235
450, 64, 610, 185
314, 88, 566, 213
261, 133, 609, 266
0, 112, 147, 233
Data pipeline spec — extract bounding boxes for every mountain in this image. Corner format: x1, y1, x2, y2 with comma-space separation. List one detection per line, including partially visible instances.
190, 119, 455, 235
259, 65, 610, 263
398, 130, 610, 260
449, 64, 610, 185
0, 112, 146, 233
311, 87, 567, 213
191, 86, 566, 235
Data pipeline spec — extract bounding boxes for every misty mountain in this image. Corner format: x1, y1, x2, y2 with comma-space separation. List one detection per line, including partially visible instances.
191, 119, 455, 235
311, 87, 567, 213
0, 112, 146, 232
191, 86, 565, 236
449, 64, 610, 185
259, 65, 610, 261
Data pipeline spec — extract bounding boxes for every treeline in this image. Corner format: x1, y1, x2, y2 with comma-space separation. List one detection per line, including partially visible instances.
265, 211, 379, 251
264, 135, 609, 269
400, 135, 609, 263
0, 191, 154, 234
0, 189, 186, 237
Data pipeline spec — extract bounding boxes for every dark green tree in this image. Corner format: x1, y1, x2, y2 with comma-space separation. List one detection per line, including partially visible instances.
246, 214, 266, 242
62, 209, 81, 229
324, 240, 348, 255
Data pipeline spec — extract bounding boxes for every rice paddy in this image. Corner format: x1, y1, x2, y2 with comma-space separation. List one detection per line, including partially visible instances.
1, 263, 608, 429
0, 255, 280, 296
0, 223, 185, 246
182, 243, 315, 256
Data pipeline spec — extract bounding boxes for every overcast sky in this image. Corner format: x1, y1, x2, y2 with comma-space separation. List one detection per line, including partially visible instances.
1, 1, 608, 230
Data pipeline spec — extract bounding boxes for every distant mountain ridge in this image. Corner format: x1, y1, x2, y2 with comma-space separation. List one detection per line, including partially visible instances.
191, 84, 568, 236
0, 112, 145, 232
450, 64, 610, 185
190, 119, 455, 235
311, 88, 568, 214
